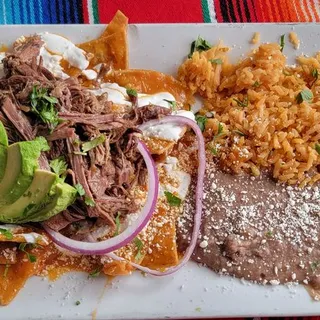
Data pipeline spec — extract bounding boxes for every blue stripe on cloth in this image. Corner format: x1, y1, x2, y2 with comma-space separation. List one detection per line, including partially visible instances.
0, 0, 85, 24
12, 0, 22, 24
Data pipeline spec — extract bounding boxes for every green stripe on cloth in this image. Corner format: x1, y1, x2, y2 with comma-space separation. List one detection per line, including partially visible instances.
92, 0, 99, 23
201, 0, 211, 22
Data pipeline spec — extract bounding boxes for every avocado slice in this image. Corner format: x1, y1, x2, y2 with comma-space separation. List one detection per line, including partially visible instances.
0, 121, 8, 183
22, 182, 77, 223
0, 120, 8, 147
0, 170, 56, 223
0, 137, 49, 205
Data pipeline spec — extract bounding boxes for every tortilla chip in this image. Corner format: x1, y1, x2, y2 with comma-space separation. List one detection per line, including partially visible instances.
101, 10, 128, 38
78, 31, 128, 70
104, 69, 194, 107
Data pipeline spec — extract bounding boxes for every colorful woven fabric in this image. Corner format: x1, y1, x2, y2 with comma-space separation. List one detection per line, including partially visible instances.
1, 0, 320, 24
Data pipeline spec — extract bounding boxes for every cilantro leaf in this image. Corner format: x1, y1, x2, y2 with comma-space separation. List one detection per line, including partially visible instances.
315, 143, 320, 155
114, 212, 121, 236
126, 88, 137, 97
233, 96, 248, 107
75, 301, 81, 306
210, 146, 218, 156
84, 196, 95, 207
279, 34, 285, 52
134, 237, 143, 262
89, 266, 102, 277
311, 261, 320, 273
74, 183, 85, 197
49, 157, 67, 177
218, 122, 223, 135
266, 231, 273, 237
30, 86, 59, 129
296, 89, 313, 104
312, 68, 318, 79
0, 228, 13, 240
188, 36, 212, 58
164, 191, 181, 207
233, 129, 246, 137
18, 243, 37, 263
209, 58, 223, 64
163, 99, 177, 111
195, 114, 207, 132
82, 135, 106, 153
253, 81, 260, 88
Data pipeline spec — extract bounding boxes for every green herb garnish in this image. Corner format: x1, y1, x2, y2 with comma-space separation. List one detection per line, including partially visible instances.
18, 243, 37, 263
114, 212, 121, 236
134, 237, 143, 262
233, 96, 248, 107
311, 261, 320, 272
73, 151, 87, 156
266, 231, 273, 237
210, 146, 218, 156
164, 191, 181, 207
209, 58, 223, 65
3, 263, 9, 278
82, 135, 106, 153
296, 89, 313, 104
84, 196, 95, 207
30, 86, 59, 129
283, 70, 291, 76
195, 114, 207, 132
315, 143, 320, 155
74, 183, 85, 197
163, 99, 177, 111
312, 68, 319, 79
195, 307, 202, 312
218, 122, 223, 135
89, 266, 102, 277
0, 228, 13, 240
49, 157, 67, 178
233, 129, 246, 137
126, 88, 137, 97
253, 81, 260, 87
280, 34, 285, 52
188, 36, 212, 58
75, 300, 81, 306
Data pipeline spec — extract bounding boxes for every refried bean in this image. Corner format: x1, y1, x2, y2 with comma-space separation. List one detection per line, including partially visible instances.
177, 163, 320, 299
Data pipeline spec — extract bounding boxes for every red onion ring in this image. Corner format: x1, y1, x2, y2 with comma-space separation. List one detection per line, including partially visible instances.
43, 140, 159, 255
107, 115, 205, 275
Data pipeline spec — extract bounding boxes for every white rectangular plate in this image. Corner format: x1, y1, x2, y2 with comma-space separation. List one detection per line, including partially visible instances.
0, 23, 319, 319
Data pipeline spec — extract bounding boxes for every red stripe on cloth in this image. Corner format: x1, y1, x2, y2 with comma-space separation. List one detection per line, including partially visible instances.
214, 0, 224, 22
82, 0, 89, 23
97, 0, 202, 23
239, 0, 248, 22
231, 0, 241, 22
247, 0, 258, 22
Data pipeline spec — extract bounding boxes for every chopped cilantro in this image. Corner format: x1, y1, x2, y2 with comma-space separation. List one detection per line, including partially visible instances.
195, 307, 202, 312
266, 231, 273, 237
233, 96, 248, 107
89, 266, 102, 277
73, 151, 87, 156
84, 196, 95, 207
75, 300, 81, 306
283, 70, 291, 76
312, 68, 319, 79
163, 99, 177, 111
188, 36, 212, 58
134, 237, 143, 262
126, 88, 137, 97
164, 191, 181, 207
114, 212, 121, 236
82, 135, 106, 153
195, 114, 207, 132
253, 81, 260, 88
30, 86, 59, 129
18, 243, 37, 263
315, 143, 320, 155
3, 263, 9, 278
218, 122, 223, 135
0, 228, 13, 240
233, 129, 246, 137
74, 183, 85, 197
296, 89, 313, 104
311, 261, 320, 272
49, 157, 67, 180
209, 58, 223, 64
210, 146, 218, 156
279, 34, 285, 52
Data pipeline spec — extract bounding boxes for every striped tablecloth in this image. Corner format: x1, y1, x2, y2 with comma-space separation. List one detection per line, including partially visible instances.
0, 0, 320, 24
0, 0, 319, 319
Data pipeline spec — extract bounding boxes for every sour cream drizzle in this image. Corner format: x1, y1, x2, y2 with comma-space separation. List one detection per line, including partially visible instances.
89, 83, 195, 141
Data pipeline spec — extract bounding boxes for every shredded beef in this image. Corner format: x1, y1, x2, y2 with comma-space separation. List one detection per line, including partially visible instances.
135, 104, 171, 122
